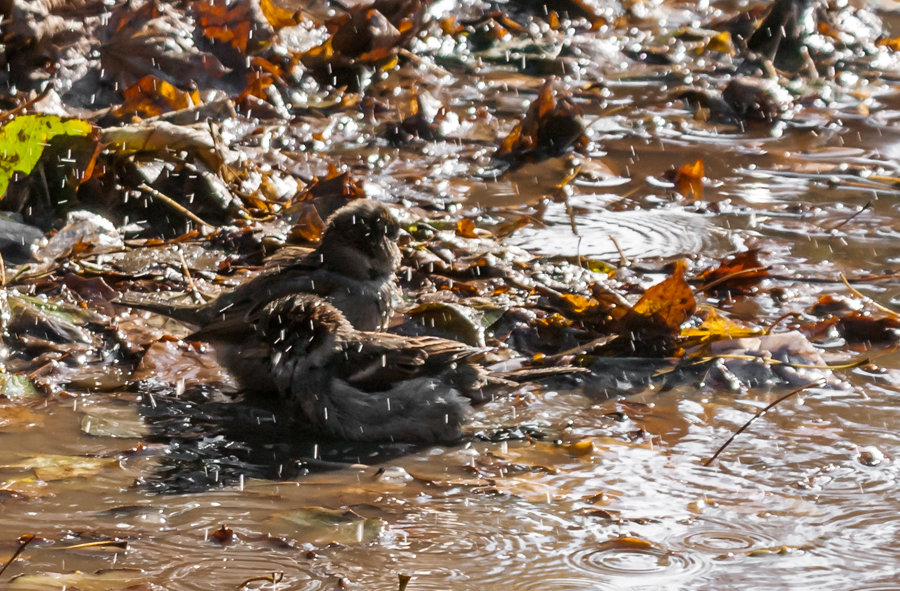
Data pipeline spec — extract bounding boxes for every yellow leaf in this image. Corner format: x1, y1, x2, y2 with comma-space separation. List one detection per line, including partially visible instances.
682, 307, 762, 345
0, 114, 93, 198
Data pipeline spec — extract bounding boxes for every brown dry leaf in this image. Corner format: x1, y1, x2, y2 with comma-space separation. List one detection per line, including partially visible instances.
596, 261, 695, 357
114, 75, 201, 119
495, 79, 587, 164
440, 15, 464, 35
560, 293, 598, 315
101, 121, 225, 171
236, 70, 277, 103
701, 31, 735, 54
695, 249, 768, 294
288, 202, 327, 242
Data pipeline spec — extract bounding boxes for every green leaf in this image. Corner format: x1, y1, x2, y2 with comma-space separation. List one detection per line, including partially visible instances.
0, 374, 41, 400
0, 114, 93, 198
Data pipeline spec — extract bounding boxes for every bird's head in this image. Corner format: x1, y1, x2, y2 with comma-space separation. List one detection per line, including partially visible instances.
317, 200, 401, 279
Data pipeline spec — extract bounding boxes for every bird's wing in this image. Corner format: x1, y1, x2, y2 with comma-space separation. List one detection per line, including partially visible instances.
337, 334, 479, 391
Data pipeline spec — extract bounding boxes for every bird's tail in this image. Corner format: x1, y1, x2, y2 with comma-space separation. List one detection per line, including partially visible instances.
114, 293, 205, 324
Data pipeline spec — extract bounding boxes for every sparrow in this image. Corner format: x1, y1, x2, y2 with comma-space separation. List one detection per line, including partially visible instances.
193, 294, 486, 444
119, 199, 402, 332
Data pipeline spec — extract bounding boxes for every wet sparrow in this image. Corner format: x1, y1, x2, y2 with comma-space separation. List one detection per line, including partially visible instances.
120, 199, 401, 332
195, 294, 485, 444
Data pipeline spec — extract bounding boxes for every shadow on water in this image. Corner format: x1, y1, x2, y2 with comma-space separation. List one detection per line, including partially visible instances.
136, 384, 423, 493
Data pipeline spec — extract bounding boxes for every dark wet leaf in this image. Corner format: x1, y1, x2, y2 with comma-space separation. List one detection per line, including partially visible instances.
195, 0, 254, 53
211, 524, 234, 544
264, 507, 383, 545
837, 311, 900, 343
495, 80, 587, 165
695, 249, 768, 295
101, 1, 227, 89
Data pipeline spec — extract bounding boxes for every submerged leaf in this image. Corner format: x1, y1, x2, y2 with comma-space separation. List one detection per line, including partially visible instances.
9, 568, 148, 590
2, 454, 119, 481
265, 507, 383, 545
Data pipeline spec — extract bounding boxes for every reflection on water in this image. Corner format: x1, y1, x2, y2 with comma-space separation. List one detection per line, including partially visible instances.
2, 356, 900, 589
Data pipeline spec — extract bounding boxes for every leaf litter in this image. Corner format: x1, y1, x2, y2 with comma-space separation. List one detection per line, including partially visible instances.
0, 0, 899, 587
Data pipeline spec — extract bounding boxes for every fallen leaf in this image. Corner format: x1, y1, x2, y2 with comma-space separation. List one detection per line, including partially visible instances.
2, 454, 119, 481
0, 114, 95, 198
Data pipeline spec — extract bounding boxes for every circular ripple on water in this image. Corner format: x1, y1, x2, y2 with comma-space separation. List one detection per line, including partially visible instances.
508, 207, 734, 260
511, 576, 621, 591
562, 541, 708, 583
156, 553, 328, 591
392, 504, 561, 585
668, 527, 781, 555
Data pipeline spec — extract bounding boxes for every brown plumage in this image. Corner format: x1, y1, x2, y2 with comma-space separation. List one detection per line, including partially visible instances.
118, 199, 401, 332
193, 294, 486, 444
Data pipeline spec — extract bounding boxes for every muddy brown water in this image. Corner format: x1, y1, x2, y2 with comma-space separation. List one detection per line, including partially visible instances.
4, 1, 900, 590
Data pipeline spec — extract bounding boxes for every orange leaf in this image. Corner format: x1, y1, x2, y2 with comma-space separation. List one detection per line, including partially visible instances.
673, 158, 704, 200
260, 0, 301, 28
456, 218, 479, 238
196, 1, 252, 53
114, 75, 199, 119
632, 260, 696, 331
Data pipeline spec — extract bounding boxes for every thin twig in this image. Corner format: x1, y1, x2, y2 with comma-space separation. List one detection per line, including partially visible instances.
702, 380, 824, 467
695, 266, 769, 293
0, 534, 35, 578
138, 183, 213, 229
0, 251, 6, 287
177, 248, 205, 305
237, 571, 283, 589
840, 273, 900, 320
827, 201, 871, 231
398, 48, 452, 77
609, 235, 629, 267
0, 89, 50, 123
764, 311, 803, 335
701, 354, 868, 371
